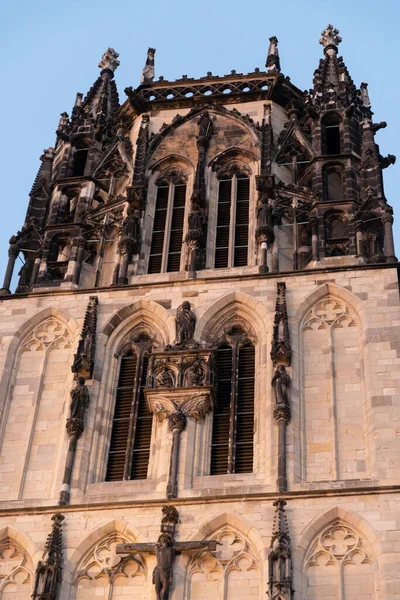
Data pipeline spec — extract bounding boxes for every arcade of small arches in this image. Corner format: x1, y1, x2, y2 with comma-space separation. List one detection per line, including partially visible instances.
0, 509, 380, 599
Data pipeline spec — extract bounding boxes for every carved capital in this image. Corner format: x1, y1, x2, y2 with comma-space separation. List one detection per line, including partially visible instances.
168, 411, 187, 432
382, 212, 394, 225
146, 388, 213, 422
273, 403, 291, 423
256, 224, 274, 244
8, 244, 19, 258
66, 417, 84, 438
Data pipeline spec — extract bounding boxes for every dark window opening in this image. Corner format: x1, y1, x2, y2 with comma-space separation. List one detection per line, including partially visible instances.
211, 341, 255, 475
325, 125, 341, 155
72, 148, 89, 177
106, 351, 153, 481
327, 170, 342, 201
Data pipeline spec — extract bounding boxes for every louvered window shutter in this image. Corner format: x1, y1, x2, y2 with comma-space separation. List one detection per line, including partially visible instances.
148, 185, 169, 274
215, 180, 232, 268
235, 344, 255, 473
167, 183, 186, 272
210, 342, 255, 475
106, 351, 153, 481
234, 177, 250, 267
210, 345, 233, 475
130, 356, 152, 479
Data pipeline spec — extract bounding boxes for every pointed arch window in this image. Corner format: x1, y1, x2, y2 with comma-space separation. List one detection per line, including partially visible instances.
105, 334, 154, 481
148, 172, 187, 274
322, 113, 342, 155
72, 146, 89, 177
211, 327, 255, 475
215, 171, 250, 268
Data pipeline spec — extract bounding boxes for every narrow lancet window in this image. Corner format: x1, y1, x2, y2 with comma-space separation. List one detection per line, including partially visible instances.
211, 331, 255, 475
106, 346, 153, 481
215, 173, 250, 268
148, 176, 187, 273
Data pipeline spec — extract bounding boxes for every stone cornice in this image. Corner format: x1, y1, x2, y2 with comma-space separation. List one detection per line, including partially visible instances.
0, 483, 399, 518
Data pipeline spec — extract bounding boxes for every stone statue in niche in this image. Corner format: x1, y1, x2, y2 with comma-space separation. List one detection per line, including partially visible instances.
175, 301, 196, 346
258, 195, 273, 228
69, 376, 90, 420
185, 360, 204, 386
197, 111, 213, 139
156, 367, 174, 388
188, 203, 204, 232
121, 207, 140, 241
271, 365, 290, 406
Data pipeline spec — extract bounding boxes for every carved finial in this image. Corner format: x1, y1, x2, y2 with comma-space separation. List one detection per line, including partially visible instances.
268, 500, 292, 599
141, 47, 156, 84
58, 112, 69, 128
72, 296, 98, 379
271, 282, 291, 366
32, 513, 64, 600
266, 36, 280, 72
360, 82, 371, 108
98, 47, 120, 72
74, 93, 83, 108
319, 24, 342, 54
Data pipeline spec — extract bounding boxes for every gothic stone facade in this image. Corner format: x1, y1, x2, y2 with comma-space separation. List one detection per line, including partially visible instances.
0, 25, 399, 600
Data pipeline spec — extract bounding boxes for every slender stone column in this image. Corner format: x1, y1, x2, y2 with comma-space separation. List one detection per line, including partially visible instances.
118, 241, 133, 285
382, 213, 397, 262
355, 221, 364, 257
274, 401, 291, 492
272, 224, 279, 272
30, 251, 42, 286
59, 377, 89, 506
310, 216, 319, 261
0, 239, 19, 294
166, 412, 187, 499
72, 236, 86, 285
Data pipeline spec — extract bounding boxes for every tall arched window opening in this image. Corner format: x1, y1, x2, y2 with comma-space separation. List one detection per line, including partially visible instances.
106, 335, 154, 481
322, 113, 341, 155
210, 327, 255, 475
148, 173, 187, 274
215, 173, 250, 268
72, 147, 89, 177
323, 165, 344, 202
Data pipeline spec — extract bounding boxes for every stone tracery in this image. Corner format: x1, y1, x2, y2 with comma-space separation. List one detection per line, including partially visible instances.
187, 527, 260, 600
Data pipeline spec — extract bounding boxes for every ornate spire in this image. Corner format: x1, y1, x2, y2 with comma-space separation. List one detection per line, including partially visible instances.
268, 500, 292, 599
266, 36, 280, 73
319, 24, 342, 55
311, 24, 358, 111
141, 47, 156, 84
32, 513, 64, 600
98, 47, 120, 72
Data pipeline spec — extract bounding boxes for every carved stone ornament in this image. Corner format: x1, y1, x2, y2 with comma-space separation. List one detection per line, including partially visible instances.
98, 47, 120, 72
32, 513, 64, 600
66, 376, 90, 439
271, 282, 291, 366
116, 506, 218, 600
272, 365, 291, 423
72, 296, 98, 379
268, 500, 292, 600
174, 301, 196, 347
145, 349, 215, 421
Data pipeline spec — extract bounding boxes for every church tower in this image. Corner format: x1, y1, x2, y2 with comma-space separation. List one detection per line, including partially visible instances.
0, 25, 399, 599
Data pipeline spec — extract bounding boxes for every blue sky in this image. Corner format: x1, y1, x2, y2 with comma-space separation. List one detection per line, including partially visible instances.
1, 0, 399, 282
